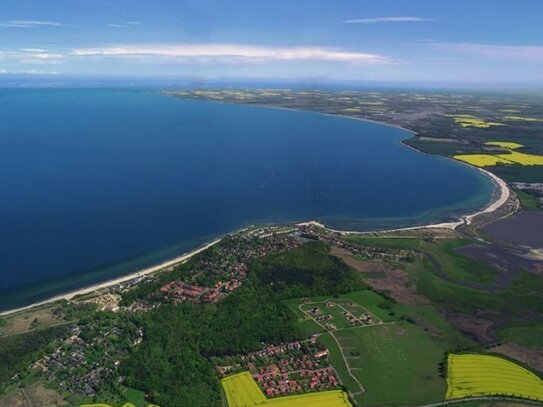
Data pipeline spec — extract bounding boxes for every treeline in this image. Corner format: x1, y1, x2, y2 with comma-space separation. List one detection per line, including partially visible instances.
0, 325, 70, 389
122, 240, 364, 406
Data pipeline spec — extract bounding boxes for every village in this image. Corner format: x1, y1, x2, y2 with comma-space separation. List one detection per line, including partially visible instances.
17, 311, 143, 403
2, 224, 375, 405
214, 338, 341, 398
156, 226, 301, 304
298, 224, 416, 262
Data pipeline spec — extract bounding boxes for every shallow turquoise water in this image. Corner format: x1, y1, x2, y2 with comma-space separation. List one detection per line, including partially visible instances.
0, 89, 494, 310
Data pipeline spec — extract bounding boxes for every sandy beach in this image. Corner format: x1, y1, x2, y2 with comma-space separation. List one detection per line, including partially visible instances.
0, 238, 221, 317
0, 103, 511, 318
1, 168, 509, 317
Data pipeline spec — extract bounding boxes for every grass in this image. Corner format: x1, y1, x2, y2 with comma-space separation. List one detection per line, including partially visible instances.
491, 164, 543, 183
446, 354, 543, 401
286, 290, 456, 406
221, 372, 352, 407
285, 290, 393, 326
79, 388, 154, 407
347, 236, 500, 285
345, 235, 543, 316
0, 304, 65, 337
121, 386, 148, 407
336, 323, 447, 406
391, 303, 473, 350
497, 322, 543, 349
515, 189, 541, 210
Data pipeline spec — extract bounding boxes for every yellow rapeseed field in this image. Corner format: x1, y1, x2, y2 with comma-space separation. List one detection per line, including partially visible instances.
452, 154, 514, 167
497, 151, 543, 165
451, 114, 503, 128
446, 354, 543, 401
221, 371, 352, 407
453, 141, 543, 167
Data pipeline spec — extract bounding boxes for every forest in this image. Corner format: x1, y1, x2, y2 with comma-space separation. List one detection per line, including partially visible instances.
122, 241, 363, 406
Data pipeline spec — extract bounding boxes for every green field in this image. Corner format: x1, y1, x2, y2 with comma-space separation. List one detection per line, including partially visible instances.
346, 236, 499, 285
346, 235, 543, 317
515, 190, 541, 210
334, 323, 446, 406
221, 372, 352, 407
497, 322, 543, 349
446, 354, 543, 401
286, 291, 452, 406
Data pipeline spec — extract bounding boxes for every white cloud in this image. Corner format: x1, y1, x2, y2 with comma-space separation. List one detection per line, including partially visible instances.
72, 43, 387, 63
0, 20, 63, 28
0, 49, 64, 65
0, 68, 58, 74
18, 48, 63, 59
107, 21, 147, 28
19, 48, 49, 53
344, 17, 434, 24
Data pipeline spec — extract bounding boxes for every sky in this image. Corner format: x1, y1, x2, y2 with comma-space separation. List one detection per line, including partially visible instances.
1, 0, 542, 86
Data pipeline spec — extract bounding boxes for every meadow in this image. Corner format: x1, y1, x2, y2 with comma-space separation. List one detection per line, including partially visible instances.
446, 354, 543, 401
329, 323, 446, 406
286, 290, 456, 406
221, 372, 352, 407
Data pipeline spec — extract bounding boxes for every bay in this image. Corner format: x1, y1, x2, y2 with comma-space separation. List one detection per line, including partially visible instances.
0, 89, 493, 310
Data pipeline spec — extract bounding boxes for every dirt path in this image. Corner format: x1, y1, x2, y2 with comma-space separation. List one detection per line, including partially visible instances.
297, 303, 366, 397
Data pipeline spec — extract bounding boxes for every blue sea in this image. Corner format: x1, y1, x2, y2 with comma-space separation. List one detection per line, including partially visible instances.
0, 89, 494, 310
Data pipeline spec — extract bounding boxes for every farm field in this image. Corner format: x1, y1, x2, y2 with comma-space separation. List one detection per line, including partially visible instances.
453, 154, 514, 167
450, 114, 504, 128
453, 140, 543, 167
286, 291, 450, 406
446, 354, 543, 401
221, 372, 352, 407
331, 323, 446, 406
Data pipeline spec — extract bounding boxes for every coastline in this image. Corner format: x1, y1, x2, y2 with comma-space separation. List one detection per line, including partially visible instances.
0, 99, 511, 317
0, 238, 221, 317
297, 167, 510, 234
1, 166, 509, 317
212, 98, 510, 233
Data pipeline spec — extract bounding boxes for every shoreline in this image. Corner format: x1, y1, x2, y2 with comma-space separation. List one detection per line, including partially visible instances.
1, 167, 508, 317
0, 239, 221, 317
0, 99, 510, 317
297, 167, 510, 234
